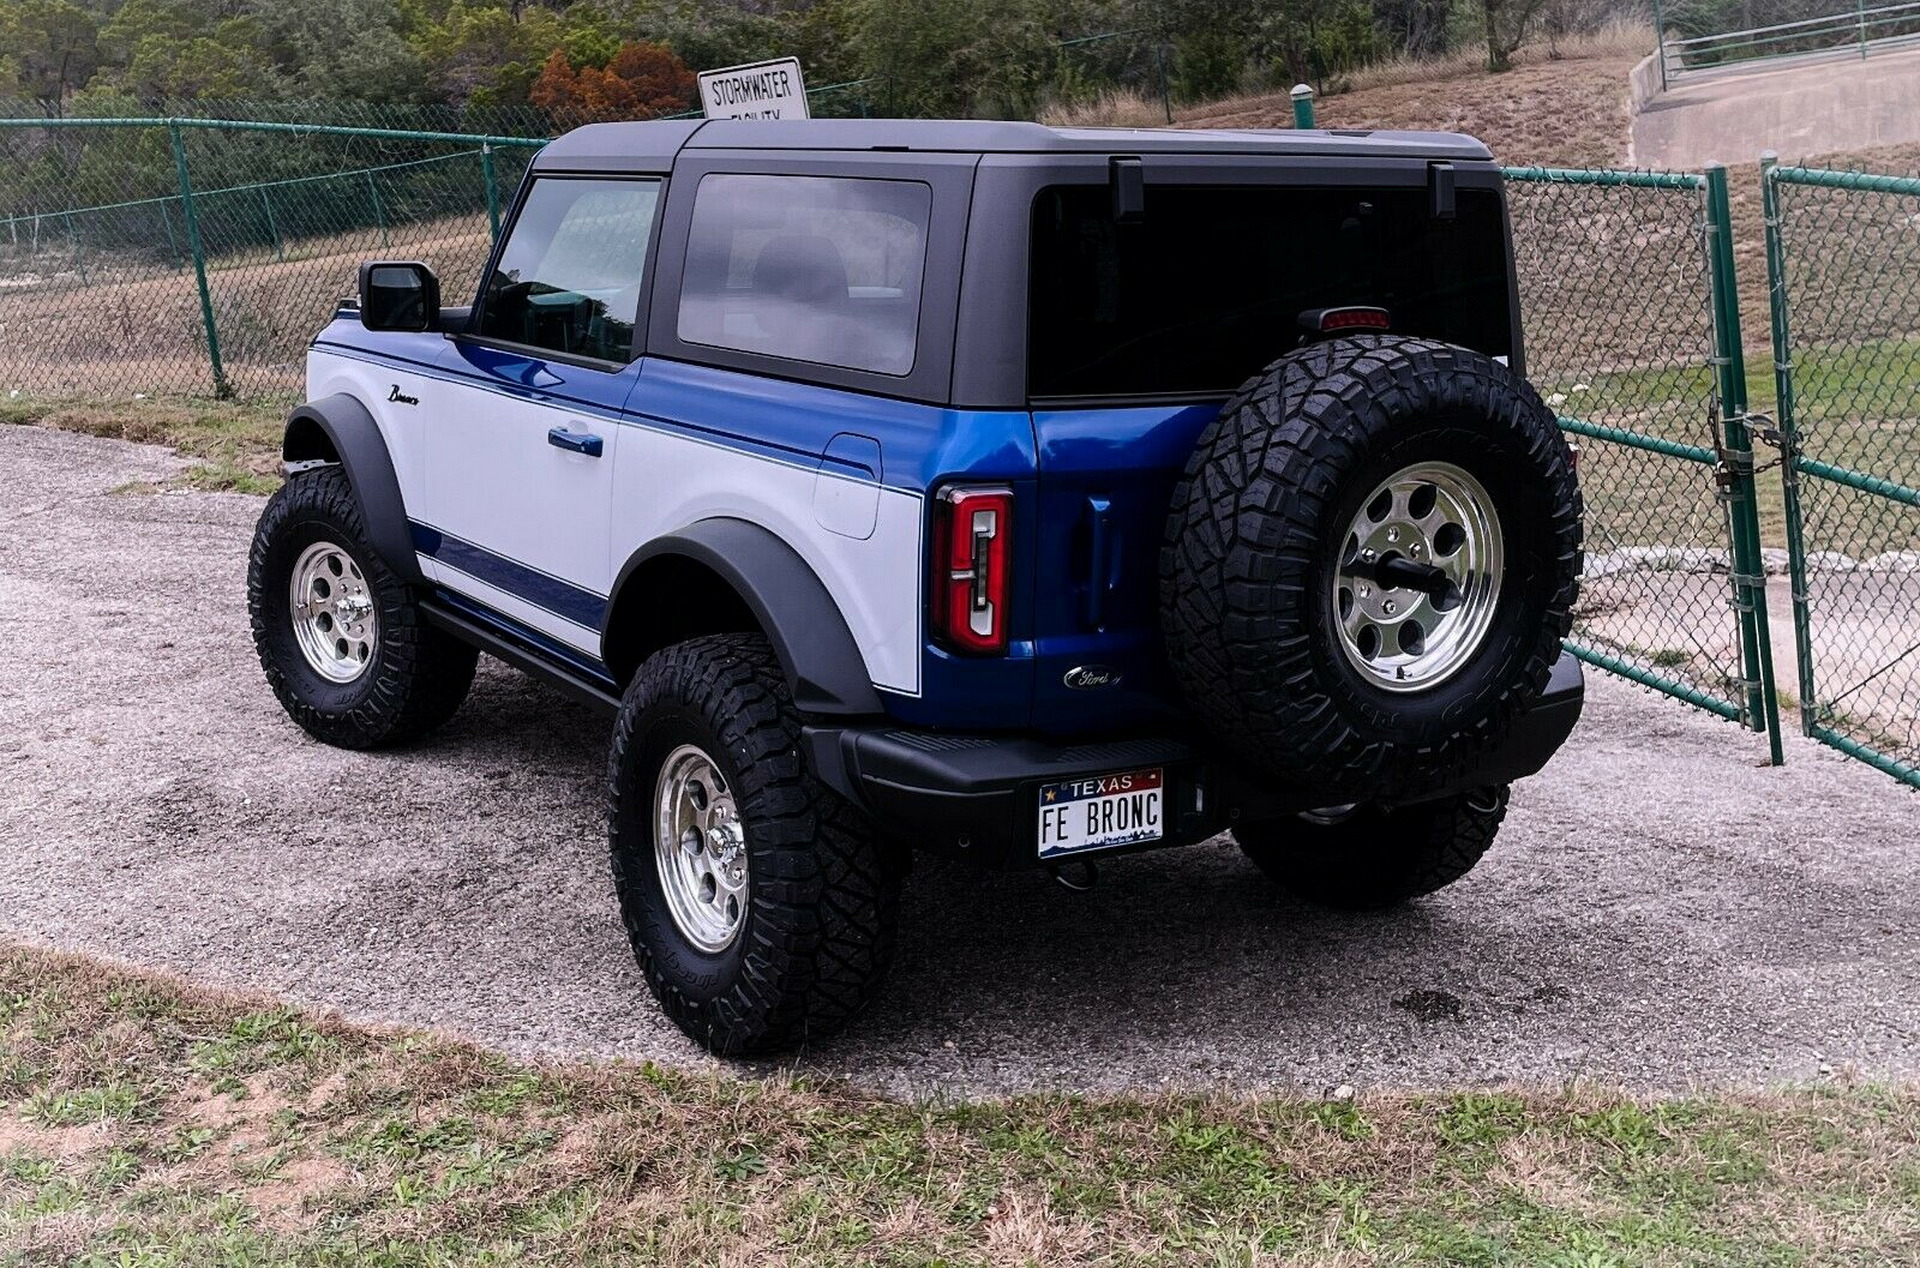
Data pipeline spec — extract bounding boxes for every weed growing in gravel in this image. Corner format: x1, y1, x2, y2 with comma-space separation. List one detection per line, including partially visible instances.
0, 942, 1914, 1265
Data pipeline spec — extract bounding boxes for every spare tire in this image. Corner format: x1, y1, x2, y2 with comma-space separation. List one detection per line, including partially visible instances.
1160, 335, 1581, 799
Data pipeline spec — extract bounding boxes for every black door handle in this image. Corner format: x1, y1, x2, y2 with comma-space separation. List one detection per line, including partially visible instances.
547, 427, 603, 458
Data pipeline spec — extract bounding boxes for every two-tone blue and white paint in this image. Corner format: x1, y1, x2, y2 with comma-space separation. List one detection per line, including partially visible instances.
308, 320, 1219, 736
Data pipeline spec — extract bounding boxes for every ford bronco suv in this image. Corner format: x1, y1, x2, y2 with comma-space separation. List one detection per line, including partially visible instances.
247, 119, 1583, 1055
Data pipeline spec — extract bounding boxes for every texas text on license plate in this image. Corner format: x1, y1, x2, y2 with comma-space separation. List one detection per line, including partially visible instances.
1036, 768, 1165, 859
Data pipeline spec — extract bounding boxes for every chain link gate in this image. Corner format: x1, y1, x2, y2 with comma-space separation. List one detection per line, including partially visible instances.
1762, 158, 1920, 785
1503, 164, 1782, 753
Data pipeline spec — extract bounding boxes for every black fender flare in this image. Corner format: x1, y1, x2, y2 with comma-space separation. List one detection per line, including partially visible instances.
282, 393, 423, 586
608, 520, 885, 717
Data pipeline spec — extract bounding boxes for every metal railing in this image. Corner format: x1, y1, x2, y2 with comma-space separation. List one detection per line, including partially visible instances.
1654, 0, 1920, 87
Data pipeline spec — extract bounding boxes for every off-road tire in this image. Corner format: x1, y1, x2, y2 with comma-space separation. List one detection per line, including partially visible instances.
607, 633, 902, 1056
248, 465, 476, 748
1162, 335, 1581, 800
1234, 786, 1510, 909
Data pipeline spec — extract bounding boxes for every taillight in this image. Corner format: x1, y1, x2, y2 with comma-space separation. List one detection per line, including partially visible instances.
1298, 305, 1391, 334
931, 484, 1013, 656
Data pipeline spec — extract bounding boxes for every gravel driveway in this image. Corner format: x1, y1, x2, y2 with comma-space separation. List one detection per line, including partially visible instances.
2, 423, 1915, 1096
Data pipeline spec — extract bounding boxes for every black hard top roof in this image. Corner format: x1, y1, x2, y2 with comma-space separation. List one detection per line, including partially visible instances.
531, 117, 1494, 171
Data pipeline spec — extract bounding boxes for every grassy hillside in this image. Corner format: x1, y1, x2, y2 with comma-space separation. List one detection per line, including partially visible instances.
1049, 29, 1652, 168
1190, 54, 1643, 168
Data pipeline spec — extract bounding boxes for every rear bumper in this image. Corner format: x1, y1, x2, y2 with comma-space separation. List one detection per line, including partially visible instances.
804, 651, 1585, 870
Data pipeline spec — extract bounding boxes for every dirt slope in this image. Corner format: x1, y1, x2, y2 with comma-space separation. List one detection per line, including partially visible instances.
1182, 51, 1644, 168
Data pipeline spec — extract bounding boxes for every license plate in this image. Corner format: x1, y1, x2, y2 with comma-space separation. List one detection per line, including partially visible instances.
1036, 768, 1164, 859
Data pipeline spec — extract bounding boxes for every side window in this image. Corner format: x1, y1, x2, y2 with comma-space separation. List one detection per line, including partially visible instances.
476, 177, 662, 364
677, 174, 931, 377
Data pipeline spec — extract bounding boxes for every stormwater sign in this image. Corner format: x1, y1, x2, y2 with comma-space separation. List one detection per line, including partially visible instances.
698, 58, 810, 121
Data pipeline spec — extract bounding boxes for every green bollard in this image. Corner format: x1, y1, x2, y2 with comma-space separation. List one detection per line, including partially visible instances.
1290, 84, 1316, 129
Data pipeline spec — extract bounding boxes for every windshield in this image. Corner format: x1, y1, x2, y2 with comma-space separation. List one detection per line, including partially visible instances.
1028, 183, 1513, 398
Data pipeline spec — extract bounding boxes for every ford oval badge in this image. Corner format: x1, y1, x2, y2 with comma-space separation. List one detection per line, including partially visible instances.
1063, 664, 1122, 691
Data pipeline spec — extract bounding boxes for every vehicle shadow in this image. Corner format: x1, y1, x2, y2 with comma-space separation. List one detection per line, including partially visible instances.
419, 666, 1557, 1088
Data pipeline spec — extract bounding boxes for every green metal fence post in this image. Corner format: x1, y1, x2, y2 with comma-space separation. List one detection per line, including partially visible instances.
1290, 83, 1316, 128
260, 186, 283, 261
480, 143, 501, 242
1704, 160, 1784, 762
366, 170, 390, 248
169, 122, 230, 400
1759, 153, 1817, 737
158, 200, 183, 271
64, 211, 87, 286
1155, 42, 1173, 124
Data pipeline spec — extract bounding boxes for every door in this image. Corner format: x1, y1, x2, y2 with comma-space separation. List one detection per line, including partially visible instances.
415, 175, 665, 660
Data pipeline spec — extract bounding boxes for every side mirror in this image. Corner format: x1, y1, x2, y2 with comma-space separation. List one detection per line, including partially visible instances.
358, 261, 441, 332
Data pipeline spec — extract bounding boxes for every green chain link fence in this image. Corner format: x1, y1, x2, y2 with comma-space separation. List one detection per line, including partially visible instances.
31, 103, 1920, 782
0, 116, 551, 401
1502, 164, 1782, 751
1762, 158, 1920, 785
0, 81, 883, 402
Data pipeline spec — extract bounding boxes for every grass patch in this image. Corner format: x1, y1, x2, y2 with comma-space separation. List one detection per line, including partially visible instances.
0, 943, 1914, 1265
0, 394, 285, 494
1537, 337, 1920, 554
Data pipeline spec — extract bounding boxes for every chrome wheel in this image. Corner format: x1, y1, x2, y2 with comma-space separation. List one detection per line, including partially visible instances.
1333, 462, 1503, 693
288, 541, 377, 684
653, 744, 748, 954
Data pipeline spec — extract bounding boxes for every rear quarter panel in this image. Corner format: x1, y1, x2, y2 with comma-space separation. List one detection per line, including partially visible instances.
615, 360, 1038, 711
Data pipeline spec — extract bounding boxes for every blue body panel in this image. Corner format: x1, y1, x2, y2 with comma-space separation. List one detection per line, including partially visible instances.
442, 339, 644, 419
629, 359, 1037, 492
315, 319, 1211, 738
628, 360, 1045, 730
1026, 403, 1221, 735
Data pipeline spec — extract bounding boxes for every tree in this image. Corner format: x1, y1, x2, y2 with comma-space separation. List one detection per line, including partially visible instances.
98, 0, 204, 63
1482, 0, 1549, 70
0, 0, 101, 116
124, 26, 282, 101
414, 0, 566, 105
261, 0, 429, 102
847, 0, 1068, 118
1373, 0, 1454, 59
529, 40, 696, 119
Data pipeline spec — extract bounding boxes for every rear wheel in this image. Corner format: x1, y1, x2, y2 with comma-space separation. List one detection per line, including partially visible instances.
607, 633, 901, 1055
1233, 786, 1510, 910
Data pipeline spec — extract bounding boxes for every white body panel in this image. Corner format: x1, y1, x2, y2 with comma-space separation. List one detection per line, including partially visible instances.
608, 425, 923, 696
307, 347, 922, 694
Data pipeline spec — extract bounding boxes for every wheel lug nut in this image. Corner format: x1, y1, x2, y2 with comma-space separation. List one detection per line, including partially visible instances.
1383, 600, 1397, 615
1386, 527, 1400, 543
1358, 585, 1371, 598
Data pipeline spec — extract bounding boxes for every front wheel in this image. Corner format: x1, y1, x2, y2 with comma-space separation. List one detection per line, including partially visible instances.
607, 633, 902, 1055
247, 465, 476, 749
1233, 785, 1510, 910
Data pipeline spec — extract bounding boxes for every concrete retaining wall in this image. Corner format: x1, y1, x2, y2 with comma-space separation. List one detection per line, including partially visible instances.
1629, 51, 1664, 111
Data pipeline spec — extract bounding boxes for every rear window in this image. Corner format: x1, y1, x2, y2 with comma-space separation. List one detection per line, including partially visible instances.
678, 173, 931, 377
1028, 184, 1513, 398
